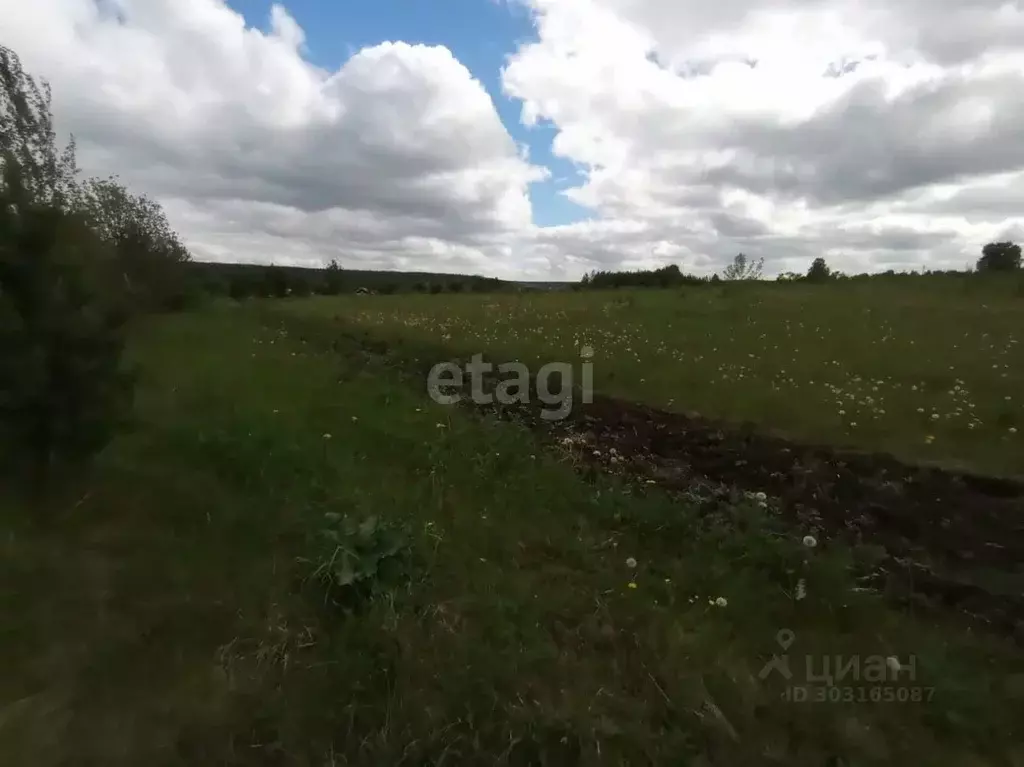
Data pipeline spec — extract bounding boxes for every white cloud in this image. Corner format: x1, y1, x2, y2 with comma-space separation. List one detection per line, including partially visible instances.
504, 0, 1024, 276
1, 0, 549, 277
2, 0, 1024, 279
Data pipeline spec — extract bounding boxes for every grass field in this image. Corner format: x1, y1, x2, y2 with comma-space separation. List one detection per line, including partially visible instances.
2, 287, 1023, 765
281, 278, 1024, 477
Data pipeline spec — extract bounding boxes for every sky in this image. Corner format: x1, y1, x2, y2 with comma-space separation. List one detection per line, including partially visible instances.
2, 0, 1024, 280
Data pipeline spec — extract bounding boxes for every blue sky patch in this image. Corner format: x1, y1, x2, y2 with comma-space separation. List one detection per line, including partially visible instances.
228, 0, 592, 227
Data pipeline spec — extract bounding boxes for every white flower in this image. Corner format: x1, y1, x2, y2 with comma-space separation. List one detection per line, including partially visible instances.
802, 535, 818, 548
714, 596, 728, 607
625, 557, 637, 569
1010, 427, 1018, 434
322, 433, 332, 439
886, 656, 901, 674
754, 491, 767, 502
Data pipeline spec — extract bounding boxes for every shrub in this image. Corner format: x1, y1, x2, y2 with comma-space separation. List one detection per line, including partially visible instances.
722, 253, 764, 281
76, 176, 193, 312
977, 242, 1021, 272
321, 259, 343, 294
264, 265, 289, 298
0, 163, 135, 496
806, 257, 832, 283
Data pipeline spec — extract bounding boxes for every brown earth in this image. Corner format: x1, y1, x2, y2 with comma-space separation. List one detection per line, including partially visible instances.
296, 322, 1024, 642
460, 374, 1024, 643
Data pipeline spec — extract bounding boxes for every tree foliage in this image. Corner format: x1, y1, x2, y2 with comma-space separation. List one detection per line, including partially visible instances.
580, 264, 711, 289
264, 265, 289, 298
0, 45, 79, 209
722, 253, 764, 281
806, 257, 832, 283
322, 258, 343, 294
76, 176, 193, 310
0, 160, 134, 494
977, 242, 1021, 273
0, 44, 194, 495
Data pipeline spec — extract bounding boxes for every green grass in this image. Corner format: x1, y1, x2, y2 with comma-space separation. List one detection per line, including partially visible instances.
280, 278, 1024, 477
1, 301, 1021, 765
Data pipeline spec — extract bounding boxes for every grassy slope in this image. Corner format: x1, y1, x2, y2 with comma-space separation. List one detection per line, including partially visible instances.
1, 303, 1021, 765
281, 279, 1024, 477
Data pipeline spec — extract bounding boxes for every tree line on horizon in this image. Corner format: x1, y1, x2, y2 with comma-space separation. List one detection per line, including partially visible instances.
578, 244, 1022, 290
199, 259, 506, 300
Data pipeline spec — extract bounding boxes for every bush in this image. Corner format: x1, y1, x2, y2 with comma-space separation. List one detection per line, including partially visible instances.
3, 44, 191, 316
806, 257, 832, 283
580, 263, 710, 290
76, 176, 193, 312
0, 164, 135, 496
977, 242, 1021, 273
264, 265, 289, 298
321, 259, 343, 295
228, 276, 253, 300
722, 253, 764, 281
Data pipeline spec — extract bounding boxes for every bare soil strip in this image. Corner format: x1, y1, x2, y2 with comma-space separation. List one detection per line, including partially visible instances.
456, 370, 1024, 643
312, 323, 1024, 641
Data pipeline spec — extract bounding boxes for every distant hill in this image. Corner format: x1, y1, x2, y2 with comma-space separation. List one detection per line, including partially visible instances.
513, 281, 575, 291
187, 261, 511, 294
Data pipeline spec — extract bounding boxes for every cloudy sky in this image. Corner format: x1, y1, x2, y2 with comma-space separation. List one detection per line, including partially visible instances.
3, 0, 1023, 279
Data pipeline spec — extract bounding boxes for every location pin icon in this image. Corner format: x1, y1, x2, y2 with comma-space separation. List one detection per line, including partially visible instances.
776, 629, 795, 650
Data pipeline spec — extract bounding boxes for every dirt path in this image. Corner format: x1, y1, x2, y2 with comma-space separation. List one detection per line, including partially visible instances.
465, 385, 1024, 642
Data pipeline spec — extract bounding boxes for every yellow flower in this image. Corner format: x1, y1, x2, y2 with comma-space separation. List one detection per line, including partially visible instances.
627, 581, 638, 589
